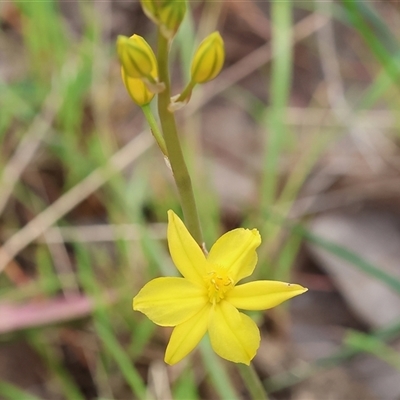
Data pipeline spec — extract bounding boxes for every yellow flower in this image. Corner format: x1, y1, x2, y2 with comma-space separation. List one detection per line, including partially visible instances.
133, 210, 307, 365
190, 32, 225, 84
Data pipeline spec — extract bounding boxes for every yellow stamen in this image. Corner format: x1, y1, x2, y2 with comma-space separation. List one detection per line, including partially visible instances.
204, 267, 233, 304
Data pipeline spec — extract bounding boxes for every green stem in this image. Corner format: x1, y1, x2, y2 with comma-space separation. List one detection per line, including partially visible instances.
141, 104, 168, 156
157, 31, 203, 246
176, 80, 196, 103
237, 363, 269, 400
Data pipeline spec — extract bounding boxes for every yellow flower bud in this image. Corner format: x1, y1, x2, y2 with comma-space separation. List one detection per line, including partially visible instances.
140, 0, 186, 39
140, 0, 158, 24
190, 32, 225, 84
121, 67, 155, 106
117, 34, 165, 105
158, 0, 186, 39
117, 34, 157, 80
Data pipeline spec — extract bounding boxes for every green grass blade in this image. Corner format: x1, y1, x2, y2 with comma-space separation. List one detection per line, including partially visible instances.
172, 366, 199, 400
265, 212, 400, 294
73, 243, 148, 399
94, 320, 149, 400
345, 330, 400, 371
300, 226, 400, 295
0, 382, 42, 400
200, 338, 240, 400
341, 0, 400, 88
29, 333, 85, 400
261, 0, 293, 212
265, 318, 400, 392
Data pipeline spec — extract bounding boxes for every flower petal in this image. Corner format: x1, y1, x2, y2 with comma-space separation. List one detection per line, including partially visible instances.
226, 280, 308, 310
121, 67, 155, 106
165, 303, 211, 365
209, 301, 260, 365
207, 228, 261, 283
168, 210, 208, 286
133, 277, 207, 326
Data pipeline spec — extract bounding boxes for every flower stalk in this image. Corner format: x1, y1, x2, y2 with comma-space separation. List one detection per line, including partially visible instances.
237, 363, 269, 400
156, 30, 203, 246
141, 104, 168, 157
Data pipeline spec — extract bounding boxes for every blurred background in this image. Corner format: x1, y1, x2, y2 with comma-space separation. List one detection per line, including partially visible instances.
1, 0, 400, 399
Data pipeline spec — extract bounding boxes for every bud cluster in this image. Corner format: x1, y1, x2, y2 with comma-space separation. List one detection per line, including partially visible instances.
117, 1, 225, 110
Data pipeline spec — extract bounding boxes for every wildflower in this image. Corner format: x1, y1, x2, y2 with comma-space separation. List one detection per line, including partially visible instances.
133, 210, 307, 365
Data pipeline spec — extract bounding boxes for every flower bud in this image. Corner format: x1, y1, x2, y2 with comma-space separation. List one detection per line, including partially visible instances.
121, 68, 155, 106
117, 34, 157, 80
140, 0, 158, 24
117, 34, 165, 105
140, 0, 186, 39
190, 32, 225, 84
158, 0, 186, 39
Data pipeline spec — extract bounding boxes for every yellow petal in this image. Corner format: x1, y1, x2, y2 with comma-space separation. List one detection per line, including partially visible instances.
208, 301, 260, 365
165, 303, 211, 365
226, 281, 308, 310
121, 67, 155, 106
133, 277, 207, 326
167, 210, 208, 286
207, 228, 261, 283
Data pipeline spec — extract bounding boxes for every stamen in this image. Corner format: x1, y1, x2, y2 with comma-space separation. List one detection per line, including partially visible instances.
204, 267, 233, 303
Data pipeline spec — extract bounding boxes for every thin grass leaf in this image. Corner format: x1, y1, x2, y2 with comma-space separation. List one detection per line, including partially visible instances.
341, 0, 400, 88
200, 337, 240, 400
265, 318, 400, 392
300, 226, 400, 295
74, 243, 148, 399
266, 212, 400, 295
172, 366, 199, 400
261, 0, 293, 211
345, 330, 400, 371
95, 320, 149, 400
0, 382, 42, 400
29, 333, 85, 400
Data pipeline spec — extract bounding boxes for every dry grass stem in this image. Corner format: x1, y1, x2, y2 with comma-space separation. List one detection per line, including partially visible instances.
0, 131, 153, 275
2, 223, 167, 243
0, 89, 61, 215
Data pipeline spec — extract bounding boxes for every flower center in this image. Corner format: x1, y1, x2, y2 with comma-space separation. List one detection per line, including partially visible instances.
204, 267, 233, 304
